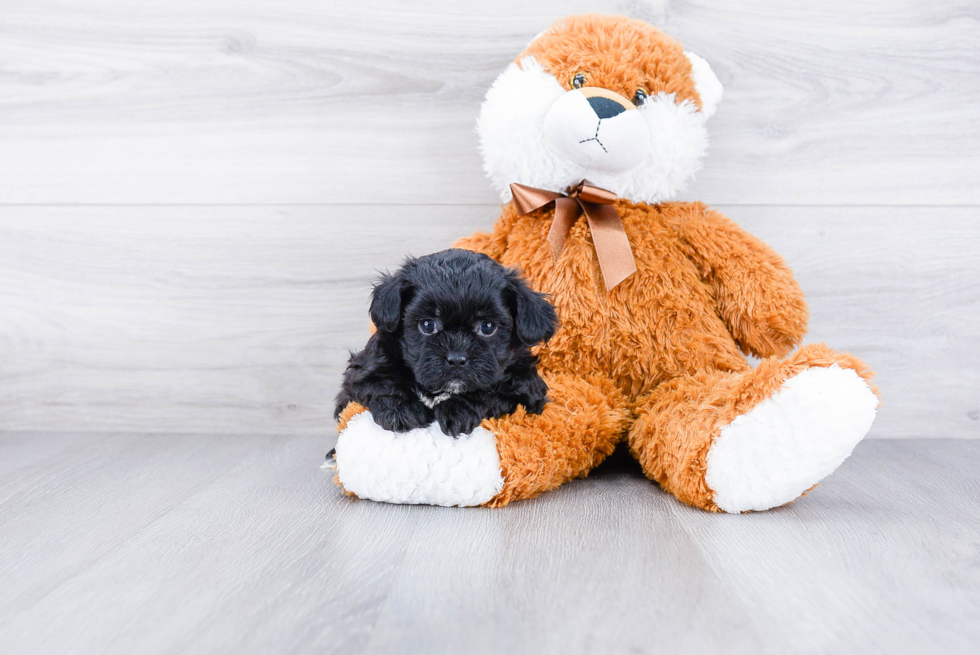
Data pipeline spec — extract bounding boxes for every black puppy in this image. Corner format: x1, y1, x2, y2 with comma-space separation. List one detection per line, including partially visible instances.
334, 249, 558, 437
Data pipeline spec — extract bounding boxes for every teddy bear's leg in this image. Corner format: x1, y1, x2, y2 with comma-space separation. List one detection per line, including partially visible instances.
628, 344, 879, 513
481, 373, 630, 507
332, 374, 629, 507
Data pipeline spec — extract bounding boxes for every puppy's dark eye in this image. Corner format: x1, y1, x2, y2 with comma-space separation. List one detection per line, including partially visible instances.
477, 321, 497, 337
419, 319, 438, 335
570, 72, 588, 89
633, 88, 649, 106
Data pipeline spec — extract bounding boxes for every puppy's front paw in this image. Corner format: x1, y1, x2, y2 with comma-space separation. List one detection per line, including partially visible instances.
371, 397, 434, 433
434, 404, 482, 438
522, 395, 548, 415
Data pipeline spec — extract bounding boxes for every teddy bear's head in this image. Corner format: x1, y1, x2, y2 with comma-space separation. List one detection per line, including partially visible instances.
478, 14, 722, 204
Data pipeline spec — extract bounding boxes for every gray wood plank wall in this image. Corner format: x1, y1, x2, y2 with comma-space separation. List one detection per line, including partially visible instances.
0, 0, 977, 438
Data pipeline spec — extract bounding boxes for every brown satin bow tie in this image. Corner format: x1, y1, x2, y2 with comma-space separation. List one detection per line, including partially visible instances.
510, 180, 637, 291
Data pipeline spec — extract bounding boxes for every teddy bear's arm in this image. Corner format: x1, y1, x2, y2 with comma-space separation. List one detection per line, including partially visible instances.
682, 205, 809, 359
453, 206, 521, 262
454, 230, 505, 261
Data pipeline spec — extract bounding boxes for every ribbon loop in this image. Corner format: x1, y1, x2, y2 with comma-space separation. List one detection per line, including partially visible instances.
509, 181, 637, 292
570, 182, 617, 206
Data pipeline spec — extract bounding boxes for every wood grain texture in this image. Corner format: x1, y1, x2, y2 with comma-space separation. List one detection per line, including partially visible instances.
0, 435, 977, 654
0, 432, 422, 655
0, 0, 976, 204
0, 432, 261, 613
667, 438, 980, 655
1, 204, 976, 437
359, 472, 762, 655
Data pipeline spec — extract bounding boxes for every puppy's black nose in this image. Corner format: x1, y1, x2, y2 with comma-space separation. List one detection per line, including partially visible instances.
587, 95, 626, 119
446, 352, 468, 367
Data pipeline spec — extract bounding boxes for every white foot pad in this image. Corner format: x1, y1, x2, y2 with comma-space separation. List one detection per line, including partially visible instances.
705, 365, 878, 513
334, 412, 504, 507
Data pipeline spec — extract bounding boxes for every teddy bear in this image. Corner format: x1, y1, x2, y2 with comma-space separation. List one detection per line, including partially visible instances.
331, 13, 879, 513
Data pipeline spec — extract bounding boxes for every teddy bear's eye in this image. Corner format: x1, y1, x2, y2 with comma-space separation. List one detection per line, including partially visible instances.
570, 72, 588, 89
633, 88, 649, 106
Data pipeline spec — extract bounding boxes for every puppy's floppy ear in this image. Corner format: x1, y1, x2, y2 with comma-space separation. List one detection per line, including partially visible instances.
369, 270, 412, 332
506, 269, 558, 345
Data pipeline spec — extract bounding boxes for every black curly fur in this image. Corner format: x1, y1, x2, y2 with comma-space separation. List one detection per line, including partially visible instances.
334, 249, 558, 437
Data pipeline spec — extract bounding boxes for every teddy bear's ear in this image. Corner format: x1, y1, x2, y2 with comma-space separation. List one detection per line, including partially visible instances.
684, 52, 723, 119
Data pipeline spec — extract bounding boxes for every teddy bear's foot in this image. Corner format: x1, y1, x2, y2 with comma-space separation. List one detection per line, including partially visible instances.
630, 343, 879, 513
704, 363, 877, 512
331, 374, 629, 508
333, 410, 504, 507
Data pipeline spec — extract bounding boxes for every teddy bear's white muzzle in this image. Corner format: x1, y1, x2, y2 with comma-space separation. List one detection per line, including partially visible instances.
543, 89, 649, 173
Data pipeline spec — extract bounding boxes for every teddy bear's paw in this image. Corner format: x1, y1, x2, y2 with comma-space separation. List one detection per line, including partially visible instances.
705, 364, 878, 513
333, 411, 504, 507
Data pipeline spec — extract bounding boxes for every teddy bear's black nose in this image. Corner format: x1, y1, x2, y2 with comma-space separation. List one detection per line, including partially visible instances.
587, 95, 626, 119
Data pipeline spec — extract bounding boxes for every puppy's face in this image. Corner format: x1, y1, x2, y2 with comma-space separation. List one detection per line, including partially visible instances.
401, 283, 514, 395
370, 249, 557, 395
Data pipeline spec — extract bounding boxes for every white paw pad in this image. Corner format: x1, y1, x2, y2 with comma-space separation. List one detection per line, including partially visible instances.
334, 412, 504, 507
705, 365, 878, 513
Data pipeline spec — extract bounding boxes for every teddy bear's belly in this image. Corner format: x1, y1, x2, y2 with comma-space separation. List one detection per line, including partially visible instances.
498, 207, 749, 401
536, 293, 746, 400
531, 258, 748, 401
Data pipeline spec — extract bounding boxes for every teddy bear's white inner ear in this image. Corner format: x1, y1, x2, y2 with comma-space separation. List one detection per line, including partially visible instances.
684, 51, 723, 119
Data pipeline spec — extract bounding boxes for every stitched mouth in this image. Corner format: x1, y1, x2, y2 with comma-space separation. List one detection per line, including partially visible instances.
578, 120, 608, 153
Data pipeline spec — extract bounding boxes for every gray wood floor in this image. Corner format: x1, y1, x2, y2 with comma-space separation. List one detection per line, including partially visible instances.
0, 434, 977, 655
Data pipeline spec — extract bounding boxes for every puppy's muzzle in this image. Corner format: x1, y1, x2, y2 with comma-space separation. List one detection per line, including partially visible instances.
542, 87, 648, 173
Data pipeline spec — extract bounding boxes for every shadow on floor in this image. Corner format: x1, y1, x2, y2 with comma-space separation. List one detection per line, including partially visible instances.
588, 442, 646, 477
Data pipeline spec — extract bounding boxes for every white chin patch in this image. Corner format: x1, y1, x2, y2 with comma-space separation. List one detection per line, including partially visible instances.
478, 56, 709, 204
334, 412, 504, 507
705, 365, 879, 513
543, 91, 648, 173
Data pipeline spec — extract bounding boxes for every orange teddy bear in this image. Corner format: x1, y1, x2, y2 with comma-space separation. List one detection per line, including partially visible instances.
332, 14, 879, 513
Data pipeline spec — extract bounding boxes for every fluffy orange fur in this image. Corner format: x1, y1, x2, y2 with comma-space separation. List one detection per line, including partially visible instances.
483, 373, 630, 507
454, 199, 874, 510
458, 201, 809, 395
523, 14, 703, 109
